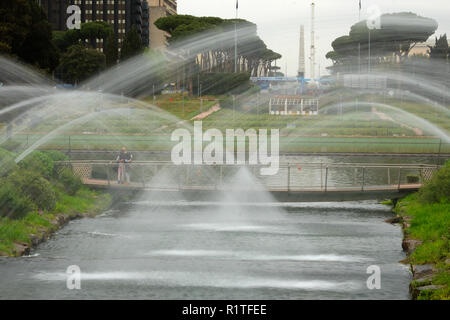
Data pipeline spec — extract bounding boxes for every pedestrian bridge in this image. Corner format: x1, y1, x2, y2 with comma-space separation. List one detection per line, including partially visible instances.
55, 161, 439, 202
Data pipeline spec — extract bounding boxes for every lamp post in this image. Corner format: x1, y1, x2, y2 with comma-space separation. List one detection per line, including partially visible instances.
368, 29, 371, 73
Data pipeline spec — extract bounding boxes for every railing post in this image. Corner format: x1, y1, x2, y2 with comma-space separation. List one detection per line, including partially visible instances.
106, 163, 111, 186
324, 166, 329, 192
178, 166, 182, 191
397, 168, 402, 190
214, 165, 218, 191
437, 139, 442, 166
287, 164, 291, 192
219, 165, 223, 189
68, 136, 71, 160
186, 165, 190, 187
361, 167, 365, 191
320, 162, 323, 190
388, 167, 391, 185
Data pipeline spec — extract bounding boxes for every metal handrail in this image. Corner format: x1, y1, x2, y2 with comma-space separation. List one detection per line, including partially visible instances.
54, 160, 441, 170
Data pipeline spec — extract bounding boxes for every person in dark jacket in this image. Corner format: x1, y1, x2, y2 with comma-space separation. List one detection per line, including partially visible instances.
116, 147, 133, 184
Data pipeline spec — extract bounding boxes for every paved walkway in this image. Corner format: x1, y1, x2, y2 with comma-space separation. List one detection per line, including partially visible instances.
372, 107, 423, 136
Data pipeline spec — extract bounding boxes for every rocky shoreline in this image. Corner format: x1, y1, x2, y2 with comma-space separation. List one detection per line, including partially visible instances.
1, 213, 84, 257
387, 213, 445, 299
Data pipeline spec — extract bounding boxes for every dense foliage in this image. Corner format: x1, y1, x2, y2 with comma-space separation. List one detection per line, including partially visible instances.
7, 170, 56, 211
120, 25, 144, 61
155, 14, 281, 95
0, 183, 34, 220
18, 151, 54, 179
105, 31, 119, 67
52, 21, 114, 83
429, 34, 449, 61
52, 21, 113, 53
0, 149, 82, 219
57, 167, 83, 196
193, 72, 252, 95
55, 44, 106, 84
155, 15, 281, 76
395, 161, 450, 300
0, 148, 17, 178
418, 161, 450, 203
0, 0, 59, 71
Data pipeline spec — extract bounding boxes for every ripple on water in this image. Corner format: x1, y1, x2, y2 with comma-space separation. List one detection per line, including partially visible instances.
146, 249, 369, 262
32, 271, 362, 292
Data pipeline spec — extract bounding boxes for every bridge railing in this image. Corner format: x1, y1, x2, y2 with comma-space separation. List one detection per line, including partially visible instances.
8, 134, 450, 155
55, 161, 440, 192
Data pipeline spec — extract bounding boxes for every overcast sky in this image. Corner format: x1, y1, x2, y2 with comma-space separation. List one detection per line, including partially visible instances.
178, 0, 450, 77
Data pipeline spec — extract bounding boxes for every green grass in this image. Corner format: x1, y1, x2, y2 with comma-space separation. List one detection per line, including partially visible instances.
3, 93, 449, 154
395, 194, 450, 300
0, 188, 111, 256
7, 133, 448, 154
141, 93, 219, 120
402, 200, 450, 242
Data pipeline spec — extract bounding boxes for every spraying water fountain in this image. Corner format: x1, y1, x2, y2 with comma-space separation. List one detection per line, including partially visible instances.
0, 16, 448, 299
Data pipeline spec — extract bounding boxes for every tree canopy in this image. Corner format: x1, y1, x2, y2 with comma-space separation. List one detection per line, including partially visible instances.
154, 14, 281, 77
55, 44, 105, 84
0, 0, 59, 71
429, 34, 448, 60
105, 31, 118, 67
52, 21, 113, 53
326, 12, 438, 70
120, 25, 143, 61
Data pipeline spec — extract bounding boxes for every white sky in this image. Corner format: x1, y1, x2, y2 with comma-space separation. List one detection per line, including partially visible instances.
178, 0, 450, 77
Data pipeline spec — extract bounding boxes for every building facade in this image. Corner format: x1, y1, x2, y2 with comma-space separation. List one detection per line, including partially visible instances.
146, 0, 177, 50
38, 0, 149, 52
37, 0, 71, 31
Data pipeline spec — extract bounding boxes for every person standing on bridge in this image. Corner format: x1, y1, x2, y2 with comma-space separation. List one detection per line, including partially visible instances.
116, 147, 133, 184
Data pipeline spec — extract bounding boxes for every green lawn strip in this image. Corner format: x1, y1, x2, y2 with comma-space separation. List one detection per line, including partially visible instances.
0, 187, 111, 257
9, 133, 446, 154
395, 194, 450, 300
142, 94, 219, 120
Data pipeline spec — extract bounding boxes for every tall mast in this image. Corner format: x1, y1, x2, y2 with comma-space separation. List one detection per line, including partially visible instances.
298, 25, 305, 78
310, 2, 316, 80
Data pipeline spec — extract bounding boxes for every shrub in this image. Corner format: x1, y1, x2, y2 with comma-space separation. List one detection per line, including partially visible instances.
58, 167, 82, 196
18, 151, 54, 179
41, 150, 69, 162
7, 170, 56, 211
41, 151, 69, 176
0, 147, 17, 178
418, 161, 450, 204
407, 175, 420, 184
0, 183, 34, 220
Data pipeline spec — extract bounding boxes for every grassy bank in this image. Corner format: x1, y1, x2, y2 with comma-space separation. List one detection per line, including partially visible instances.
0, 147, 112, 257
0, 188, 111, 256
394, 161, 450, 300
